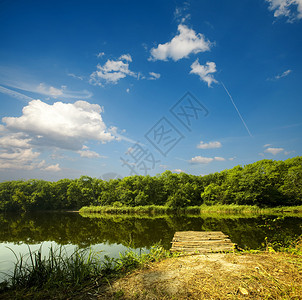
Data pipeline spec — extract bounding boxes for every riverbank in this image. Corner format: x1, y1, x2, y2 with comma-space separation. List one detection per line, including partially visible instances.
79, 204, 302, 216
1, 239, 301, 299
0, 245, 174, 300
3, 252, 301, 299
98, 250, 302, 299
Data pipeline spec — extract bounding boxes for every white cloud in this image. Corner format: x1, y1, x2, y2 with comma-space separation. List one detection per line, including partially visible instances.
263, 144, 290, 155
137, 72, 145, 80
190, 156, 214, 164
2, 100, 115, 151
173, 169, 184, 173
284, 150, 294, 155
190, 156, 225, 164
214, 156, 225, 161
90, 54, 136, 85
97, 52, 105, 58
0, 148, 41, 170
174, 2, 191, 23
37, 83, 63, 98
43, 163, 61, 172
0, 128, 48, 170
0, 132, 31, 149
148, 72, 161, 80
0, 148, 39, 161
126, 88, 130, 93
268, 69, 292, 81
159, 164, 168, 169
0, 100, 120, 171
264, 147, 284, 155
108, 126, 119, 136
149, 24, 211, 61
275, 69, 292, 79
119, 54, 132, 62
108, 126, 138, 144
50, 152, 65, 160
197, 141, 221, 149
190, 60, 218, 87
77, 150, 103, 158
266, 0, 302, 21
0, 85, 34, 102
0, 67, 92, 100
68, 73, 84, 80
1, 81, 92, 100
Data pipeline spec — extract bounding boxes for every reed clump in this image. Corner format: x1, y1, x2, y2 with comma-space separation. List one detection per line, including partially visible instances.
0, 244, 174, 298
79, 204, 302, 215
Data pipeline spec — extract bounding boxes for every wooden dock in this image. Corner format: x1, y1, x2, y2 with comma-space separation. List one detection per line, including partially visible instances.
170, 231, 235, 254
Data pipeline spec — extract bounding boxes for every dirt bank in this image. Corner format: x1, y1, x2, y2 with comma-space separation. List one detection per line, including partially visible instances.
96, 252, 302, 299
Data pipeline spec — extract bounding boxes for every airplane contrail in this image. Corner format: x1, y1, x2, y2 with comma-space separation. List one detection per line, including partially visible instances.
220, 82, 252, 137
0, 85, 33, 102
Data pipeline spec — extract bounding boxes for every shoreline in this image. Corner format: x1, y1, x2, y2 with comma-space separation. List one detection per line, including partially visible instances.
79, 204, 302, 216
1, 246, 301, 299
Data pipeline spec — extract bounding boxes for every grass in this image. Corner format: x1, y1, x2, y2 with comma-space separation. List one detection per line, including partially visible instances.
79, 204, 302, 216
79, 205, 180, 215
80, 208, 294, 220
0, 244, 176, 299
79, 211, 265, 220
182, 252, 302, 300
1, 238, 301, 299
0, 245, 102, 296
262, 233, 302, 254
100, 237, 302, 300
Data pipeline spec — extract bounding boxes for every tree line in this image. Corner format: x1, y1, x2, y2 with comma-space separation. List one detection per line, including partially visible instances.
0, 156, 301, 212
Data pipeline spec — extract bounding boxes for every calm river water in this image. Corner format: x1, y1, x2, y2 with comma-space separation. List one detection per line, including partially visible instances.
0, 212, 301, 282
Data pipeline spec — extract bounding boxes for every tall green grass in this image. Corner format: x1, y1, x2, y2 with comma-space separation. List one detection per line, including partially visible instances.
0, 244, 174, 295
79, 205, 178, 215
2, 245, 101, 291
79, 204, 302, 215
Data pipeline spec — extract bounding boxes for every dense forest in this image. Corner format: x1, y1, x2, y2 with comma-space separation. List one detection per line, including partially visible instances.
0, 157, 301, 212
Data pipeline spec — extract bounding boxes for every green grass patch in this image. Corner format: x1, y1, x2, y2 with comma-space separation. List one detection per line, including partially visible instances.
1, 236, 301, 299
0, 244, 176, 299
79, 204, 302, 216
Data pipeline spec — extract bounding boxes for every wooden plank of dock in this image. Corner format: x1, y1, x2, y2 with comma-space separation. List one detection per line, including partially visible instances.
170, 231, 236, 254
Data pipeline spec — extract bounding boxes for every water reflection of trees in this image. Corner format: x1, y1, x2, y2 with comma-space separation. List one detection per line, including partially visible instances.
0, 212, 301, 250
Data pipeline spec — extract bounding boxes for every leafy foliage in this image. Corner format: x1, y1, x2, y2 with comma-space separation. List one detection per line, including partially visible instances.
0, 157, 301, 212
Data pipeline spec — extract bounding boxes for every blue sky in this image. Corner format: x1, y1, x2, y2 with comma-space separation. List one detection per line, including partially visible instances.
0, 0, 301, 181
